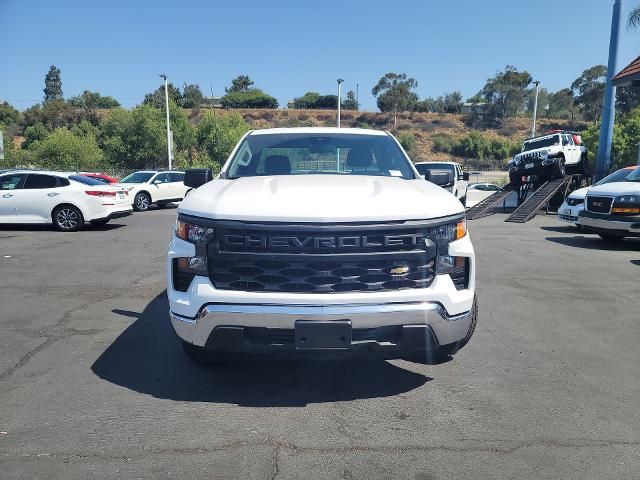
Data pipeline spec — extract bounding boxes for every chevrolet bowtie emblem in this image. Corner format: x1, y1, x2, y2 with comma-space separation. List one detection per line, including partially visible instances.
390, 266, 410, 275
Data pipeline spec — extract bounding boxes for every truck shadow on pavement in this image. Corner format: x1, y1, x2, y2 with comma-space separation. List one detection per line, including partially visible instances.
91, 292, 432, 407
545, 236, 640, 251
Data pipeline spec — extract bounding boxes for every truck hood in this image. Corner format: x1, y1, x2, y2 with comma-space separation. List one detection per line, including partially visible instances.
567, 186, 589, 200
179, 175, 464, 222
587, 181, 640, 196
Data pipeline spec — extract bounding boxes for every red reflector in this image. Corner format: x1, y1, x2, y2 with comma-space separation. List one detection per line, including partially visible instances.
85, 190, 116, 197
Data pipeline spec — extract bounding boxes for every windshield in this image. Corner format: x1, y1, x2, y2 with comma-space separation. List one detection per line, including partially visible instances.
522, 135, 560, 152
120, 172, 154, 183
624, 168, 640, 182
415, 163, 455, 176
69, 175, 107, 186
595, 168, 636, 185
225, 133, 416, 179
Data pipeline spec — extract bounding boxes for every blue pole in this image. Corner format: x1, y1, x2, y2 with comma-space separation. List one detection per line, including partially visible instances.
595, 0, 623, 181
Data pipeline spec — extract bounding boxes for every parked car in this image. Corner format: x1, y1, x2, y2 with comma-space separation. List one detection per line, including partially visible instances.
0, 170, 132, 231
81, 172, 119, 184
558, 166, 639, 229
169, 128, 477, 365
580, 167, 640, 241
508, 131, 588, 186
414, 161, 469, 205
117, 170, 188, 211
465, 183, 502, 208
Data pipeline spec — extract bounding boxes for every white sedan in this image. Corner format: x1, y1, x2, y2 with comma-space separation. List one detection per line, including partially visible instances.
0, 170, 132, 231
118, 170, 189, 211
465, 183, 502, 208
558, 166, 638, 229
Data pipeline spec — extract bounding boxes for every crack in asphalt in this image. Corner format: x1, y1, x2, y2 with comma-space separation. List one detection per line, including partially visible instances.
1, 438, 638, 463
0, 278, 162, 383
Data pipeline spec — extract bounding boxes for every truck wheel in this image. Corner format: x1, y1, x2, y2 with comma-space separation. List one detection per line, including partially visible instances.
134, 192, 151, 211
598, 233, 625, 242
456, 296, 478, 350
509, 173, 522, 187
53, 205, 84, 232
552, 158, 566, 179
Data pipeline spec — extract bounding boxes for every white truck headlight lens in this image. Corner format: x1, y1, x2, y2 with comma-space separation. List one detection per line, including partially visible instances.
430, 219, 469, 290
174, 220, 215, 282
430, 219, 466, 243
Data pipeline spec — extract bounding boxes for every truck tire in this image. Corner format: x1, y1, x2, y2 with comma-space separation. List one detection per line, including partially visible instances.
552, 157, 566, 179
509, 172, 522, 187
456, 295, 478, 350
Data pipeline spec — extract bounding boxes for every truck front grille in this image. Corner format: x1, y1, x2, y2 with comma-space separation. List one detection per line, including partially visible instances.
586, 196, 613, 213
206, 220, 442, 294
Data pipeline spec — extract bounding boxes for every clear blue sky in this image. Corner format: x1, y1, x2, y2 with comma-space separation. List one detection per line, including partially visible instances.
0, 0, 638, 111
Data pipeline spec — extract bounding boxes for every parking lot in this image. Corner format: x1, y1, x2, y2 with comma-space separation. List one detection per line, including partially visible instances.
0, 208, 638, 479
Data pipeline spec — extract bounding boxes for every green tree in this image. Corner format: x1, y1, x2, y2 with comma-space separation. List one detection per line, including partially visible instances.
443, 91, 463, 114
342, 90, 359, 111
182, 83, 204, 109
616, 86, 640, 114
371, 73, 418, 125
221, 90, 278, 109
571, 65, 607, 123
69, 90, 120, 110
226, 75, 255, 93
0, 101, 20, 127
168, 102, 197, 165
143, 83, 183, 109
583, 106, 640, 170
415, 97, 444, 113
547, 88, 575, 119
23, 122, 50, 148
481, 66, 532, 119
196, 112, 250, 168
397, 132, 417, 154
31, 128, 103, 170
293, 92, 321, 109
100, 105, 166, 169
43, 65, 63, 102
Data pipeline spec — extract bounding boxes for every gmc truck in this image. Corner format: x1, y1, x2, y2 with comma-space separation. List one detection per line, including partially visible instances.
167, 128, 477, 364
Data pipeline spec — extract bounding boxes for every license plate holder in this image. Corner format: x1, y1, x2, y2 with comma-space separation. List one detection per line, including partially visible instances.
525, 163, 534, 170
295, 320, 352, 350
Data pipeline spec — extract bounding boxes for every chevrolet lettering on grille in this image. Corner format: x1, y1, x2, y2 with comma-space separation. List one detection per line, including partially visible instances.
223, 234, 430, 250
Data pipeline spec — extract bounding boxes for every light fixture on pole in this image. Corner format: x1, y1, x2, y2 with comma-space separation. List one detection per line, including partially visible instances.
531, 81, 540, 138
159, 74, 172, 170
337, 78, 344, 128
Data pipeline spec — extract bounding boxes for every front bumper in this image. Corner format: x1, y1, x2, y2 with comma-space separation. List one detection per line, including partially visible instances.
170, 300, 474, 357
580, 211, 640, 236
557, 202, 584, 224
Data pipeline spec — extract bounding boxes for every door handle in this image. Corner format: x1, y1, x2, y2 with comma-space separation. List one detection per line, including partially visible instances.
47, 192, 60, 197
2, 193, 13, 198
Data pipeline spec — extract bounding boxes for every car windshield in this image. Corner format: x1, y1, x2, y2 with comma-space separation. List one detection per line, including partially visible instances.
415, 163, 455, 176
120, 172, 154, 183
624, 168, 640, 182
522, 135, 560, 152
225, 133, 416, 179
595, 168, 636, 185
69, 175, 109, 186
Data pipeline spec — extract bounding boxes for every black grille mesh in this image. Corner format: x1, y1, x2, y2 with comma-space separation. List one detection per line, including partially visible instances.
586, 196, 613, 213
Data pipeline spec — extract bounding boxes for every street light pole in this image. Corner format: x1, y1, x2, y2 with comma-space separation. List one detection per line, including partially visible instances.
159, 74, 172, 170
337, 78, 344, 128
531, 81, 540, 138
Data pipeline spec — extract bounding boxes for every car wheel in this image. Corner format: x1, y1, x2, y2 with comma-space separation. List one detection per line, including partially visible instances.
90, 219, 110, 227
552, 158, 566, 179
575, 224, 582, 231
598, 233, 625, 242
134, 192, 151, 211
53, 205, 84, 232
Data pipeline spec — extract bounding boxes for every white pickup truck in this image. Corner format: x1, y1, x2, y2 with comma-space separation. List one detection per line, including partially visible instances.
167, 128, 477, 364
508, 131, 588, 186
414, 161, 469, 205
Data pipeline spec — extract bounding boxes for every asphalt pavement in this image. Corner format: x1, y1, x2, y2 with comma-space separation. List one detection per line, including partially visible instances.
1, 208, 638, 479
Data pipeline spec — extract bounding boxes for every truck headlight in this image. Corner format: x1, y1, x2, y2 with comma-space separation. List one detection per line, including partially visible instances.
612, 195, 640, 215
174, 219, 214, 276
430, 219, 470, 290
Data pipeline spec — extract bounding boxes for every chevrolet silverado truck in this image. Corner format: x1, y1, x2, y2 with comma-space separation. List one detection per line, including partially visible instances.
580, 166, 640, 241
508, 131, 588, 187
167, 128, 477, 364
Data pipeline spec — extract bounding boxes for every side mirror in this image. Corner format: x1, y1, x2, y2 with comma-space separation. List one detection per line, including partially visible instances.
427, 171, 454, 187
184, 168, 213, 189
152, 179, 162, 185
462, 172, 470, 181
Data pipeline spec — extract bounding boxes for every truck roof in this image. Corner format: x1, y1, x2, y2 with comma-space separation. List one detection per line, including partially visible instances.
249, 127, 388, 136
